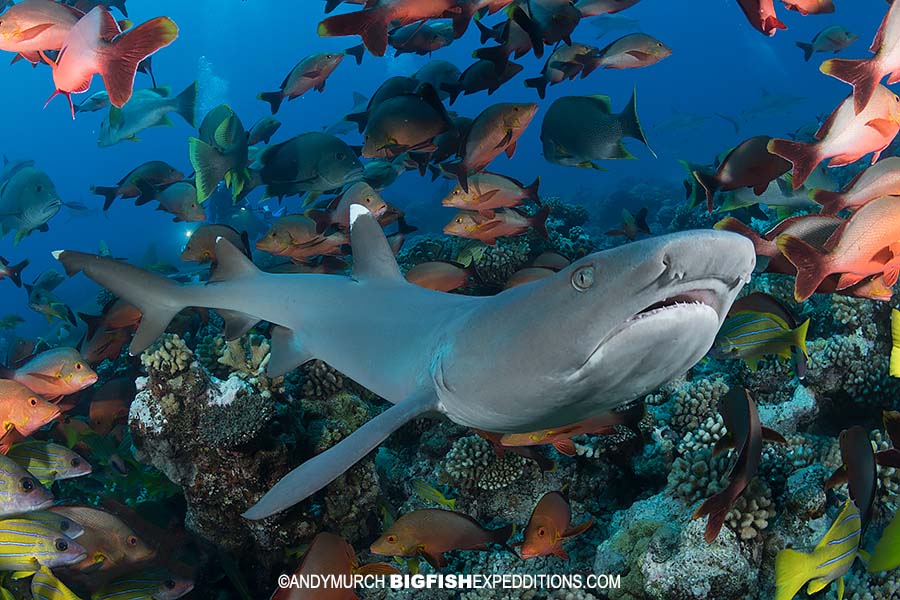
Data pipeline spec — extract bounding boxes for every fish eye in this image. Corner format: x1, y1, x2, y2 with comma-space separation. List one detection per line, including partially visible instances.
165, 580, 177, 589
19, 478, 35, 492
59, 522, 70, 531
572, 266, 595, 292
75, 363, 82, 370
127, 535, 138, 546
55, 539, 68, 552
30, 398, 37, 406
456, 218, 463, 224
71, 458, 81, 468
35, 185, 42, 193
538, 528, 546, 537
387, 535, 397, 544
336, 152, 346, 160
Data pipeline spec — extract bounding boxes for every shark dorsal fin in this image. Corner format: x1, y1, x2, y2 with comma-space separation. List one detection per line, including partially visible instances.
211, 238, 260, 283
349, 204, 403, 282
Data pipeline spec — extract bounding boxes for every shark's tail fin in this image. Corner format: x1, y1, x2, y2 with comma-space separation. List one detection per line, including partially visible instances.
242, 390, 438, 520
54, 250, 185, 354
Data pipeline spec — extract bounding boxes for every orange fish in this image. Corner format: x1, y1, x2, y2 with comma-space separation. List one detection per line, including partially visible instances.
519, 492, 593, 560
778, 195, 900, 301
256, 215, 350, 261
0, 347, 97, 399
500, 403, 645, 457
306, 182, 388, 232
781, 0, 834, 15
405, 261, 476, 292
820, 1, 900, 113
49, 505, 156, 572
768, 85, 900, 189
0, 0, 83, 58
89, 377, 134, 436
81, 326, 132, 365
0, 380, 61, 442
737, 0, 787, 37
44, 7, 178, 116
370, 509, 512, 569
443, 206, 550, 245
274, 532, 398, 600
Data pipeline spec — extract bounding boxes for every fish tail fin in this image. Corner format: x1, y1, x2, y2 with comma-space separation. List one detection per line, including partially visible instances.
820, 58, 878, 114
692, 488, 734, 543
795, 41, 814, 62
777, 235, 830, 302
473, 45, 510, 70
443, 161, 470, 193
492, 523, 515, 548
188, 137, 228, 203
318, 10, 388, 57
512, 7, 544, 58
793, 318, 811, 359
53, 250, 185, 354
714, 217, 766, 255
102, 17, 178, 107
305, 209, 332, 234
775, 549, 813, 600
475, 19, 497, 44
440, 82, 464, 106
524, 75, 549, 100
257, 91, 284, 115
345, 43, 365, 66
693, 170, 721, 214
767, 138, 820, 190
7, 259, 29, 288
810, 188, 846, 215
242, 390, 439, 519
175, 80, 199, 127
620, 88, 656, 158
91, 186, 120, 211
526, 176, 541, 204
532, 205, 551, 239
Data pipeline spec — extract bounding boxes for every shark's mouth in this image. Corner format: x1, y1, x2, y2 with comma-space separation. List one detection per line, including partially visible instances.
630, 289, 720, 322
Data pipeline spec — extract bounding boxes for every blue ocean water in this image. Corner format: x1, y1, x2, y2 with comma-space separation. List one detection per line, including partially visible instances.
0, 0, 883, 335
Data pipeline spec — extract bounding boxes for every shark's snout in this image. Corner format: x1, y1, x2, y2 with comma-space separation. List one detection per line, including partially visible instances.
657, 230, 756, 290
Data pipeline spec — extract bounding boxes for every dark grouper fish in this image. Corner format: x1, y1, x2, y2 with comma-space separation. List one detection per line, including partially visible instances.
55, 206, 754, 519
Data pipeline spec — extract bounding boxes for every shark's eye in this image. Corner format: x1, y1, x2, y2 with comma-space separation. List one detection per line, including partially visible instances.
572, 266, 595, 292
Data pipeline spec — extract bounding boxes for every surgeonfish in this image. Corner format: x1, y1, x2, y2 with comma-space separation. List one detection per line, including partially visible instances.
824, 426, 877, 533
774, 499, 864, 600
693, 388, 787, 542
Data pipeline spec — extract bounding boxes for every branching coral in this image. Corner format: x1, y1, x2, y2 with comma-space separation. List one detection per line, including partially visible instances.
669, 377, 729, 436
141, 334, 193, 376
724, 479, 775, 541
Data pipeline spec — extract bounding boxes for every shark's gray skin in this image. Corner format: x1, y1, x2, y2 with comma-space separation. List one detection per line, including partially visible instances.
54, 206, 755, 520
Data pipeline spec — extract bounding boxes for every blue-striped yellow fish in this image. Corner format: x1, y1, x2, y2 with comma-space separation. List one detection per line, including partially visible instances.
775, 499, 865, 600
712, 293, 809, 372
869, 507, 900, 573
91, 570, 195, 600
411, 480, 456, 510
19, 512, 85, 540
0, 454, 53, 517
31, 566, 82, 600
0, 518, 86, 571
890, 308, 900, 377
6, 441, 91, 486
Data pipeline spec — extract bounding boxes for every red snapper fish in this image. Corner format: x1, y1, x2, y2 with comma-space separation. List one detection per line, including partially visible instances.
44, 7, 178, 117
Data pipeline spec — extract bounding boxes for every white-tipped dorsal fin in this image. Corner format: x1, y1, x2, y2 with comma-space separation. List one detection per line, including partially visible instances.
349, 204, 403, 282
210, 237, 260, 283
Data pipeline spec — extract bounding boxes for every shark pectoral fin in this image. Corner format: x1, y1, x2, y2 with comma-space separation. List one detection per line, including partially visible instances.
267, 326, 315, 377
242, 389, 439, 520
216, 309, 259, 341
349, 204, 403, 282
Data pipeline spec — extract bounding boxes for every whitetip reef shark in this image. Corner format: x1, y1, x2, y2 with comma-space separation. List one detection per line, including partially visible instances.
54, 205, 755, 520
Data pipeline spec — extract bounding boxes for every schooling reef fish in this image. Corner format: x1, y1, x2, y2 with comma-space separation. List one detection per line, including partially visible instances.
55, 207, 755, 519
